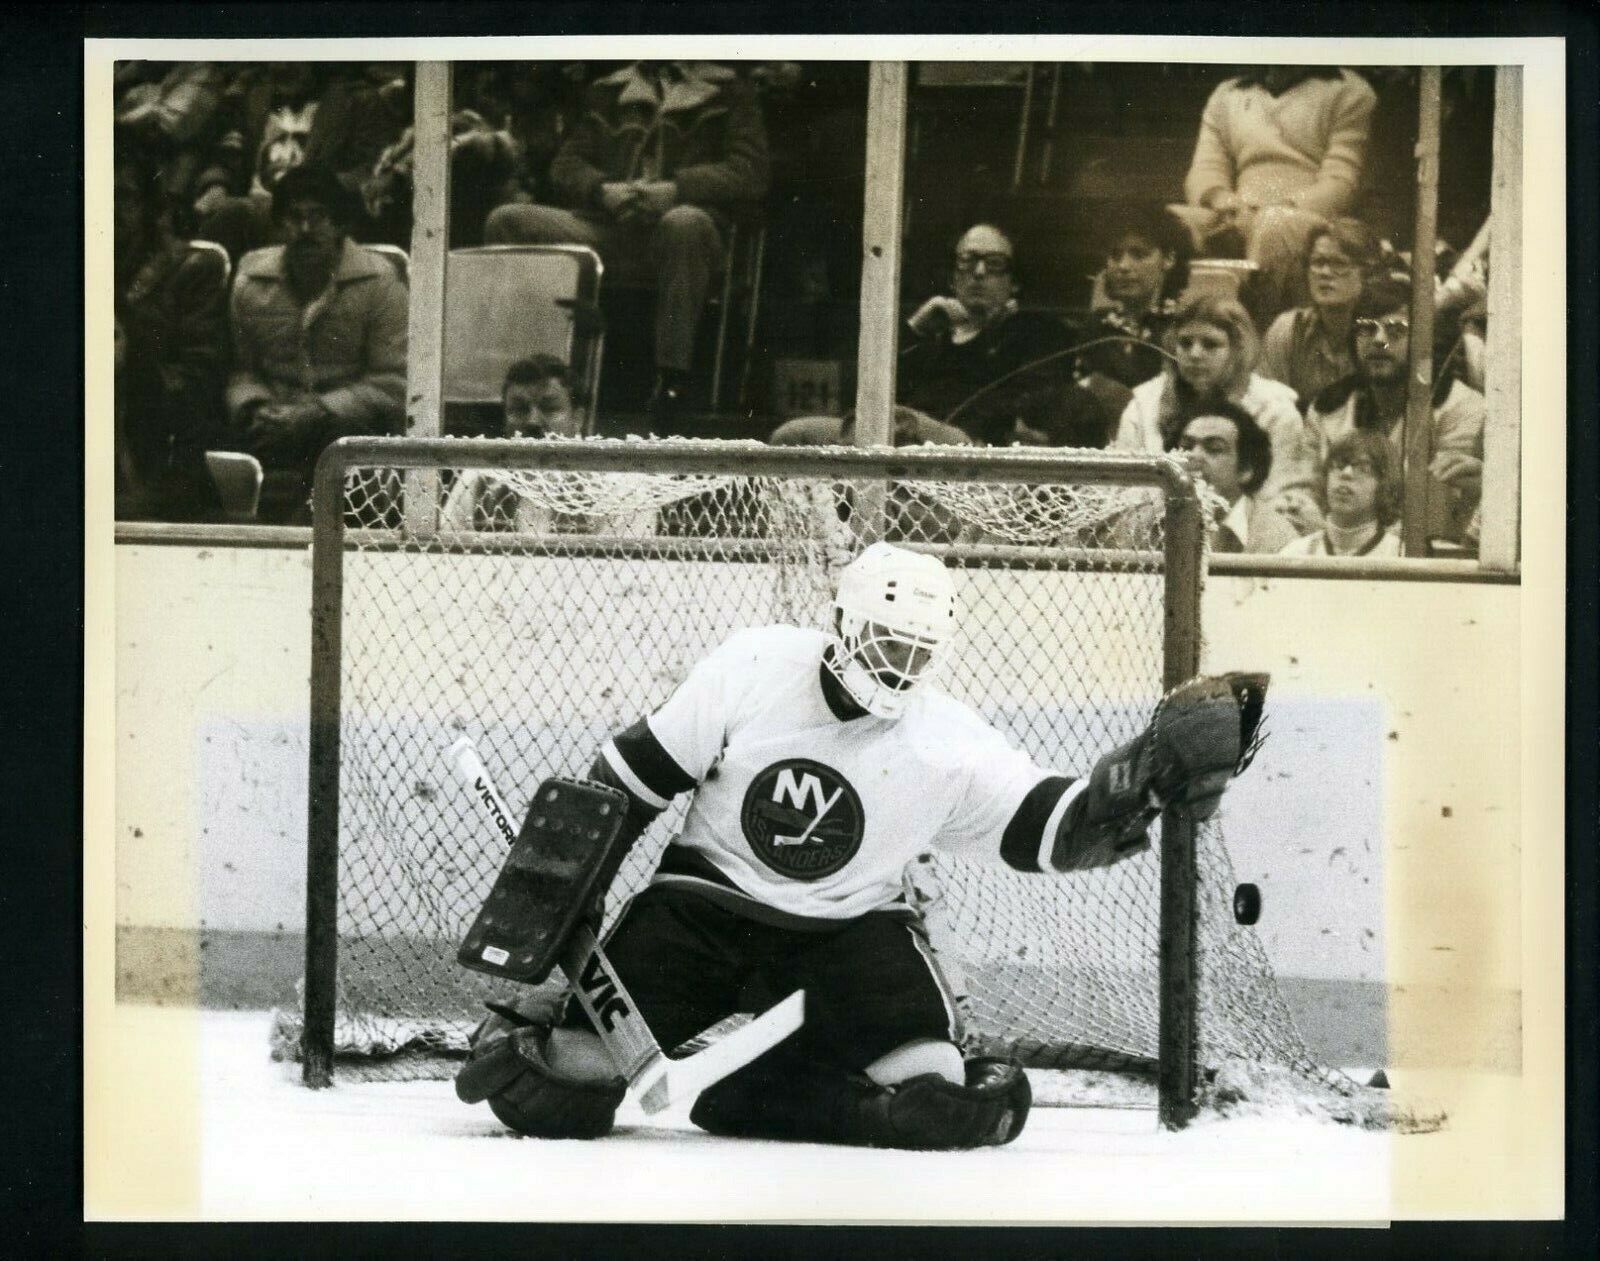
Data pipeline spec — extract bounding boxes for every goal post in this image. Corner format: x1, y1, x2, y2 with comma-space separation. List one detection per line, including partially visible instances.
298, 436, 1246, 1127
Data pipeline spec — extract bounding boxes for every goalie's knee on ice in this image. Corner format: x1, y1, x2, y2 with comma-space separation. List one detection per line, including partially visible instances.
875, 1057, 1032, 1149
690, 1053, 1030, 1150
865, 1037, 965, 1086
455, 1020, 625, 1140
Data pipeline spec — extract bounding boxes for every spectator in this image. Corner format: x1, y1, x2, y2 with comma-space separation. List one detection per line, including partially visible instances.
1176, 402, 1298, 554
195, 71, 321, 264
1258, 217, 1381, 406
226, 163, 408, 524
114, 152, 229, 521
482, 61, 771, 429
1113, 293, 1316, 516
768, 406, 974, 448
1431, 218, 1491, 394
453, 61, 591, 204
1304, 275, 1485, 547
440, 355, 586, 531
1076, 203, 1192, 389
1280, 429, 1401, 558
305, 64, 413, 212
192, 63, 321, 211
200, 63, 412, 255
365, 109, 524, 249
1175, 67, 1377, 325
903, 223, 1113, 448
114, 61, 230, 213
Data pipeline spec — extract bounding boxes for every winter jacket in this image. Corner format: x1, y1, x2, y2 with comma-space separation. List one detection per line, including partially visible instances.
227, 238, 407, 435
550, 63, 770, 216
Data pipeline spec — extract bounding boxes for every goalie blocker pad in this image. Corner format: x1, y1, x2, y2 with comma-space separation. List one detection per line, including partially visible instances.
457, 777, 632, 984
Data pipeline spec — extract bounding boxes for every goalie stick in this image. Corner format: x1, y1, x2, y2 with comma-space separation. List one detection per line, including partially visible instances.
446, 737, 805, 1114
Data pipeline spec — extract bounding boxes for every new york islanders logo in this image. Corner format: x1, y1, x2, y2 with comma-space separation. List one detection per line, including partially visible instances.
740, 759, 865, 880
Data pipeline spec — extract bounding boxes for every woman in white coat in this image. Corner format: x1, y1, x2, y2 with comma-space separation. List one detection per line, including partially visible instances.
1114, 292, 1318, 528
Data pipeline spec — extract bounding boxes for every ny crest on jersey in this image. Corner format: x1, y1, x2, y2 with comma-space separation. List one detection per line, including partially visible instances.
739, 758, 865, 880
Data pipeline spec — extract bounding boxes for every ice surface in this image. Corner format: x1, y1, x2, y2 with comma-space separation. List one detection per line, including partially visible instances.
192, 1009, 1405, 1222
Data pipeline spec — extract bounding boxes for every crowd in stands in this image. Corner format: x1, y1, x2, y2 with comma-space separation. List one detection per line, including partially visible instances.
872, 59, 1492, 558
111, 59, 1498, 556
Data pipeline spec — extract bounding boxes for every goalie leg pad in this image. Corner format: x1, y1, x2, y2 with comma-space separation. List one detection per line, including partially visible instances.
871, 1057, 1032, 1149
457, 777, 633, 984
690, 1051, 1030, 1150
455, 1021, 626, 1140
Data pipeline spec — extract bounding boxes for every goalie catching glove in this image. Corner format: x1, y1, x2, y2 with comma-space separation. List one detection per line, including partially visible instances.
1062, 672, 1268, 868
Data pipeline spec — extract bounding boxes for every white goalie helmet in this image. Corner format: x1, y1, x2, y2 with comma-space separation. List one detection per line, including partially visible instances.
826, 542, 957, 719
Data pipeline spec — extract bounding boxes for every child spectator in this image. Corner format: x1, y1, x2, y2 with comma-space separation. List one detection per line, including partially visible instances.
114, 152, 229, 521
1113, 293, 1317, 519
226, 163, 408, 524
1280, 429, 1401, 558
1258, 217, 1381, 406
1176, 402, 1298, 554
1304, 274, 1485, 547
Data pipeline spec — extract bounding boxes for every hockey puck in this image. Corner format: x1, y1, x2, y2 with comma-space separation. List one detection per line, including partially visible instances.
1232, 883, 1261, 925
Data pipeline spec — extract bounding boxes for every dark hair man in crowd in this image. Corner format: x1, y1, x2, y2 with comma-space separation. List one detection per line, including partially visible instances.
227, 162, 407, 523
1176, 401, 1298, 554
1305, 274, 1485, 548
498, 354, 585, 438
441, 355, 586, 532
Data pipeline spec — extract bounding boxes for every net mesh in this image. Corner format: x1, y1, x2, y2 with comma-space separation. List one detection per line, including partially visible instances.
281, 439, 1386, 1120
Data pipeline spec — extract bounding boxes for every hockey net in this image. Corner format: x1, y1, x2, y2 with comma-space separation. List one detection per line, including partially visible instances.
283, 437, 1429, 1129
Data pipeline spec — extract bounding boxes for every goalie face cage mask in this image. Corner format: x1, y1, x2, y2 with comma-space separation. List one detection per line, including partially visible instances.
826, 543, 957, 719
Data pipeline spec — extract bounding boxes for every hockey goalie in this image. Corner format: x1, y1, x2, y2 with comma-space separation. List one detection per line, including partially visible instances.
455, 541, 1266, 1149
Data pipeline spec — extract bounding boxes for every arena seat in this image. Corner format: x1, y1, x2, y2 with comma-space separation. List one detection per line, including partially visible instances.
442, 244, 604, 428
362, 243, 410, 286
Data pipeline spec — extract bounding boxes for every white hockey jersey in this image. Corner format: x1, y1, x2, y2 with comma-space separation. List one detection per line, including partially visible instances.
600, 625, 1085, 923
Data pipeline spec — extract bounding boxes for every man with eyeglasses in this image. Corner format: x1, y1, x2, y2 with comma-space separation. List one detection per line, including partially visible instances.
227, 162, 408, 523
899, 223, 1112, 448
1303, 275, 1485, 548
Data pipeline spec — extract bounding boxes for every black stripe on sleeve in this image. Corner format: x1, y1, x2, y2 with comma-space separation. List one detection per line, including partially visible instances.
998, 775, 1075, 873
612, 716, 698, 799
